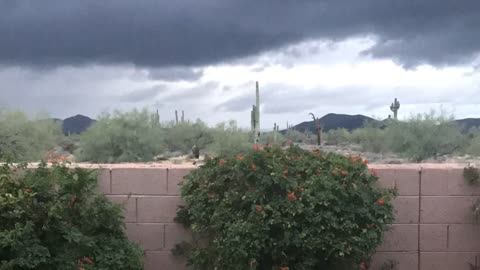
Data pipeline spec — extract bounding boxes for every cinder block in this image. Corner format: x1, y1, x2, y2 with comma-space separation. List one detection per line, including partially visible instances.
420, 225, 447, 251
393, 196, 419, 224
447, 169, 480, 196
126, 223, 165, 251
421, 168, 448, 195
144, 251, 188, 270
377, 225, 418, 252
111, 169, 167, 195
167, 169, 193, 195
421, 196, 478, 224
137, 196, 184, 223
421, 252, 479, 270
376, 168, 395, 190
106, 195, 137, 222
448, 224, 480, 251
370, 252, 418, 270
394, 169, 420, 196
165, 224, 192, 249
97, 169, 111, 194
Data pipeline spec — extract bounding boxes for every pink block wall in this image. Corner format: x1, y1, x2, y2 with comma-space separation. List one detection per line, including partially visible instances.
97, 165, 480, 270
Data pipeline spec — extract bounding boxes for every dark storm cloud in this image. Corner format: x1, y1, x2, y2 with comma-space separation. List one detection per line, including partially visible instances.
147, 67, 204, 82
118, 85, 167, 103
1, 0, 479, 68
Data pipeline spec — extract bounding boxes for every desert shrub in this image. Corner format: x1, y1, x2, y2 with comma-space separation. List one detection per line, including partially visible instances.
0, 110, 62, 162
350, 127, 387, 153
164, 120, 214, 154
283, 129, 308, 143
206, 120, 251, 156
383, 112, 465, 162
325, 129, 351, 146
0, 162, 143, 270
76, 109, 166, 162
175, 145, 396, 270
465, 129, 480, 157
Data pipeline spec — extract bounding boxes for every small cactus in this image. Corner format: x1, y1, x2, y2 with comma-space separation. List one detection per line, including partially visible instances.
250, 82, 260, 144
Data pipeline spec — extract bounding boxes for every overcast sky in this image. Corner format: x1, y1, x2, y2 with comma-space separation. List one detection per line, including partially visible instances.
1, 0, 479, 128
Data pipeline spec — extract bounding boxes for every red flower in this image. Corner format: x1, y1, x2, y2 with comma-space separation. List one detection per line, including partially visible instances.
255, 205, 263, 213
253, 144, 259, 151
360, 172, 364, 177
378, 197, 385, 205
281, 267, 289, 270
363, 159, 369, 165
24, 188, 32, 193
237, 155, 245, 161
208, 194, 216, 199
251, 164, 257, 171
219, 159, 225, 165
360, 262, 367, 270
312, 151, 320, 157
287, 192, 297, 201
83, 257, 94, 265
282, 169, 289, 175
331, 169, 339, 175
342, 182, 347, 187
341, 171, 348, 176
268, 143, 273, 147
68, 195, 77, 207
370, 168, 378, 176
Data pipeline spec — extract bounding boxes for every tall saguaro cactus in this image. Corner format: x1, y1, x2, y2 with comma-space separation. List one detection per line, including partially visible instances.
390, 98, 400, 120
309, 112, 322, 146
181, 110, 185, 123
250, 81, 261, 144
175, 110, 179, 125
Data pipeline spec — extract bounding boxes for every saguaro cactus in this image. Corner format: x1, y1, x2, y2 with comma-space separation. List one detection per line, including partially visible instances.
390, 98, 400, 120
273, 123, 278, 143
309, 112, 322, 146
250, 81, 261, 144
175, 110, 179, 125
151, 110, 160, 127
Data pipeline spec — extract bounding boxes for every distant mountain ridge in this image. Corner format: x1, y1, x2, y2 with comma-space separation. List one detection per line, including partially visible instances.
287, 113, 480, 133
56, 115, 96, 135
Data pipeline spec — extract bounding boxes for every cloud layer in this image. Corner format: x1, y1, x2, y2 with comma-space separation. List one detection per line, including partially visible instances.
1, 0, 479, 68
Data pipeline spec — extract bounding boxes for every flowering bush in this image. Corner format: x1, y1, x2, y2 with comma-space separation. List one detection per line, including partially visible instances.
0, 162, 143, 270
175, 145, 396, 270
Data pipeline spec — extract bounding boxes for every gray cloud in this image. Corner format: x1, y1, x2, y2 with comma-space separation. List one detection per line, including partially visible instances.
118, 85, 166, 103
1, 0, 479, 68
147, 67, 204, 82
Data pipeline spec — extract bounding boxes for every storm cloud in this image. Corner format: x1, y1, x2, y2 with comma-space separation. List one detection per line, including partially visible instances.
1, 0, 480, 68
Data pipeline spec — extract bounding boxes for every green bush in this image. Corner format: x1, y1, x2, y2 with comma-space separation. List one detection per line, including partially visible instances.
0, 162, 143, 270
350, 127, 387, 154
76, 109, 166, 162
164, 120, 214, 154
0, 110, 62, 162
325, 129, 351, 146
205, 121, 251, 156
175, 145, 396, 270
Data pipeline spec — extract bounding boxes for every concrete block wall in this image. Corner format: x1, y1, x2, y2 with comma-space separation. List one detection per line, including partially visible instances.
97, 165, 480, 270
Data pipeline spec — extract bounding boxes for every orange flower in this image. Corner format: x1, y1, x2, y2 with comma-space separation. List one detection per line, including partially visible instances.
83, 257, 94, 265
255, 205, 263, 213
282, 169, 289, 175
24, 188, 32, 193
281, 267, 289, 270
253, 144, 259, 151
208, 194, 216, 199
287, 192, 297, 201
68, 195, 77, 207
312, 151, 320, 157
251, 164, 257, 171
378, 197, 385, 205
237, 155, 245, 161
219, 159, 225, 165
363, 159, 369, 165
341, 171, 348, 176
370, 168, 378, 176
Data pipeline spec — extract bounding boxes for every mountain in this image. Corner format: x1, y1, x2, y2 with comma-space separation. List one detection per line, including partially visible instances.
289, 113, 380, 133
62, 115, 96, 135
454, 118, 480, 133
